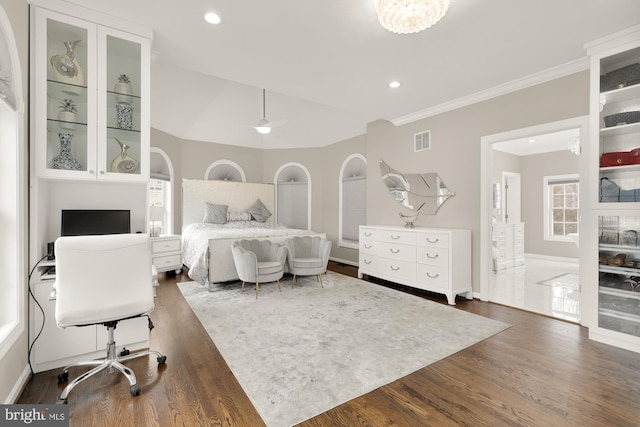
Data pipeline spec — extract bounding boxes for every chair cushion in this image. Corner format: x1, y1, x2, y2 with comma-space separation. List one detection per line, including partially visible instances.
292, 257, 323, 268
257, 261, 283, 275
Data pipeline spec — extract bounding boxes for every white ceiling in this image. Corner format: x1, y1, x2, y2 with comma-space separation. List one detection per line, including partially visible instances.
64, 0, 640, 149
493, 128, 581, 156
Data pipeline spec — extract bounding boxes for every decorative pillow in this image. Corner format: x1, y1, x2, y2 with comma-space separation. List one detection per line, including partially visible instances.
203, 203, 228, 224
227, 211, 252, 221
247, 198, 272, 222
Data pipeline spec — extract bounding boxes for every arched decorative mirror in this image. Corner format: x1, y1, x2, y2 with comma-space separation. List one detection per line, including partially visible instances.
379, 160, 454, 220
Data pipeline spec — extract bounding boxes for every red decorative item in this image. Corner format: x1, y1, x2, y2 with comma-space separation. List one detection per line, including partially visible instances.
600, 148, 640, 167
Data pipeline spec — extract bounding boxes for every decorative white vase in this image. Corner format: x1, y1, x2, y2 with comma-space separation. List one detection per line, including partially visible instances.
50, 40, 84, 86
114, 81, 133, 104
57, 110, 76, 130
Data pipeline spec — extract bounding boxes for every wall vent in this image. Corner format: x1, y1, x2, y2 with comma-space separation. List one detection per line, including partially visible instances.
414, 130, 431, 152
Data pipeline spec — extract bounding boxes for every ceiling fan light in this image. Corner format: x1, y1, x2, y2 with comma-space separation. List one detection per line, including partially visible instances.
375, 0, 450, 34
256, 118, 271, 134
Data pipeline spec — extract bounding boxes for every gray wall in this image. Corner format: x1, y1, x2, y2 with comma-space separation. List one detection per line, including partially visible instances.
366, 71, 589, 292
0, 0, 29, 404
521, 150, 580, 258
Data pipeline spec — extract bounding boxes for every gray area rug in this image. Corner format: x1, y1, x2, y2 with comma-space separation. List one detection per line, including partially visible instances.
177, 271, 509, 427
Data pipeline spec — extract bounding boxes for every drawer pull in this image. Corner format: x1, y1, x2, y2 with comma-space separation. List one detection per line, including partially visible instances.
426, 272, 439, 278
426, 253, 439, 259
364, 232, 372, 237
391, 235, 400, 240
390, 265, 400, 271
364, 259, 372, 264
390, 248, 400, 254
426, 238, 439, 243
365, 244, 372, 249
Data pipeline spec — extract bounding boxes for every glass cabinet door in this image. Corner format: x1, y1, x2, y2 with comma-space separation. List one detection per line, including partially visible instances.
41, 14, 96, 177
598, 215, 640, 337
98, 28, 148, 181
598, 47, 640, 204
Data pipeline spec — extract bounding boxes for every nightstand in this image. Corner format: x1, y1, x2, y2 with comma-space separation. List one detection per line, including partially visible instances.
151, 234, 182, 274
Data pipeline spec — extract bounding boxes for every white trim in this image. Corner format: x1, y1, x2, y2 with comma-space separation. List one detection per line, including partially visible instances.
392, 58, 589, 126
524, 252, 579, 264
204, 159, 246, 182
273, 162, 312, 230
329, 256, 359, 268
0, 4, 27, 363
338, 153, 367, 247
4, 365, 30, 404
480, 116, 588, 304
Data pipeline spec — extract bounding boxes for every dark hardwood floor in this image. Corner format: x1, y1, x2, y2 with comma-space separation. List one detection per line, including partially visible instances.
19, 261, 640, 426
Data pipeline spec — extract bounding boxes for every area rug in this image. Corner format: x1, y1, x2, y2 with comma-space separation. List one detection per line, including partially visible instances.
537, 273, 580, 290
177, 271, 509, 427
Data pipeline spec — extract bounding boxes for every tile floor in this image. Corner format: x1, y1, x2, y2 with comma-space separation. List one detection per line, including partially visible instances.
489, 256, 581, 323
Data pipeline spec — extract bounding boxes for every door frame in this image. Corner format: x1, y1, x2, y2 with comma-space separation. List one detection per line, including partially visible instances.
479, 116, 589, 307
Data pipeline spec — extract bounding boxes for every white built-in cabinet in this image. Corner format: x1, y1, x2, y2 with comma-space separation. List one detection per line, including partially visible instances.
358, 226, 472, 305
28, 1, 153, 370
31, 2, 150, 182
492, 222, 525, 270
585, 24, 640, 353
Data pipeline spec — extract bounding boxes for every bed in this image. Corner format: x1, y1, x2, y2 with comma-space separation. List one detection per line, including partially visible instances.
181, 179, 325, 285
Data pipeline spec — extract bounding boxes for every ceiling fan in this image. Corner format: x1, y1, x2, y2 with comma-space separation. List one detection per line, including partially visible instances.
254, 88, 286, 134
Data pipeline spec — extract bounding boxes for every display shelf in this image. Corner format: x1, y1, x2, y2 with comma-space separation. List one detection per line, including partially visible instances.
601, 82, 640, 103
600, 122, 640, 137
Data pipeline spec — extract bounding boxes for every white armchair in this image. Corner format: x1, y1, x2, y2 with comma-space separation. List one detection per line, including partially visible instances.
231, 239, 287, 298
286, 236, 332, 288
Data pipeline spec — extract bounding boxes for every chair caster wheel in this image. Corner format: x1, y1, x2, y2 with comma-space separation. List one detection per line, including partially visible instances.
57, 371, 68, 383
130, 384, 141, 396
120, 348, 130, 356
157, 355, 167, 365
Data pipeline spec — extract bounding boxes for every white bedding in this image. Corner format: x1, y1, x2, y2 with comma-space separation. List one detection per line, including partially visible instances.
182, 221, 314, 284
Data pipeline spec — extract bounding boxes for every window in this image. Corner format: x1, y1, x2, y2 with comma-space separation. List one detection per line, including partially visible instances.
149, 148, 174, 235
543, 174, 579, 242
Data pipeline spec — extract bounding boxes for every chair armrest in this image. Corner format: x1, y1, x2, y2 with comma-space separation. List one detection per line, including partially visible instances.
231, 245, 259, 282
321, 240, 332, 267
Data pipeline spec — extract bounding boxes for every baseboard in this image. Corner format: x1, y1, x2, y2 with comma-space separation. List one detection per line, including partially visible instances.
4, 364, 30, 404
329, 256, 358, 268
525, 253, 579, 264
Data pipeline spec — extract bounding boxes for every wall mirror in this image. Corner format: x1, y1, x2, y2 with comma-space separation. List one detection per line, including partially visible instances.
379, 160, 454, 215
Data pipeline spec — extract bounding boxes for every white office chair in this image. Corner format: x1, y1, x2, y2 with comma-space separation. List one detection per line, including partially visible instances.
286, 236, 332, 288
54, 233, 166, 404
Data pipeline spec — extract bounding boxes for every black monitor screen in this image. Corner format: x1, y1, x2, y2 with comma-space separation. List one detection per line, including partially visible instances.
61, 210, 131, 236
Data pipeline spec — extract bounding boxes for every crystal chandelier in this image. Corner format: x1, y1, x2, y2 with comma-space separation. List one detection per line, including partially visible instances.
375, 0, 450, 34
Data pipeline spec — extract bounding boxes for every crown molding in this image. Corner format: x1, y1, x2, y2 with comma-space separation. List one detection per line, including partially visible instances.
391, 57, 590, 127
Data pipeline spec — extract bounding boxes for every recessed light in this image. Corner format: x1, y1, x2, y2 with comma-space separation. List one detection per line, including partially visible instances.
389, 81, 401, 88
528, 139, 536, 143
205, 12, 221, 24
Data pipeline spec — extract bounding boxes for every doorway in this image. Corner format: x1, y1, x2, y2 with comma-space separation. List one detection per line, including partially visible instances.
480, 116, 588, 323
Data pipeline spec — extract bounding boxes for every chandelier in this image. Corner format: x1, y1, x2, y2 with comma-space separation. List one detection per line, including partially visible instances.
375, 0, 450, 34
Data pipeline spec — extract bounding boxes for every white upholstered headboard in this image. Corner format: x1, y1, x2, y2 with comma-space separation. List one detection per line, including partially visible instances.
182, 180, 276, 231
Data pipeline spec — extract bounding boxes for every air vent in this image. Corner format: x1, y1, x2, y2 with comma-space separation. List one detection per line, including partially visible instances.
414, 130, 431, 152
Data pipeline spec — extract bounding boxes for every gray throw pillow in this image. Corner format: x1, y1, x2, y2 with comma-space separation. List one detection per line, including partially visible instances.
247, 198, 272, 222
203, 203, 228, 224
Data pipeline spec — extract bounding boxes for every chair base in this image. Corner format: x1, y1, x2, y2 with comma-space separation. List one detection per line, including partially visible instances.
57, 324, 166, 404
241, 279, 282, 299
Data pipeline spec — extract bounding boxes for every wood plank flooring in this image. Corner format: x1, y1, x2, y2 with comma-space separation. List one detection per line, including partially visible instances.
18, 262, 640, 426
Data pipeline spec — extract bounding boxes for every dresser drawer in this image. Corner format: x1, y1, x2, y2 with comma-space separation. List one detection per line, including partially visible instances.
377, 229, 416, 245
360, 227, 377, 241
360, 240, 378, 255
152, 254, 182, 270
377, 258, 416, 282
152, 239, 180, 254
417, 232, 449, 248
417, 246, 448, 267
359, 254, 378, 272
416, 264, 449, 289
378, 242, 416, 262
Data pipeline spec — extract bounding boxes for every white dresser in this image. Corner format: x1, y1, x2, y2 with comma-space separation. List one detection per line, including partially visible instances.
492, 223, 525, 270
358, 225, 472, 305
